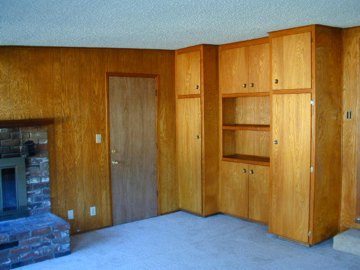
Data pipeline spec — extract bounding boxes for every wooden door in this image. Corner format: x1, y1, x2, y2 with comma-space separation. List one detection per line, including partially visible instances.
219, 47, 248, 94
109, 76, 157, 225
177, 98, 202, 214
176, 51, 201, 95
248, 165, 269, 223
272, 32, 312, 90
270, 93, 312, 243
220, 162, 248, 218
248, 43, 270, 92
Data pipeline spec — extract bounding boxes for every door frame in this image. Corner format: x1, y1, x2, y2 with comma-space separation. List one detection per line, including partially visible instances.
105, 72, 160, 225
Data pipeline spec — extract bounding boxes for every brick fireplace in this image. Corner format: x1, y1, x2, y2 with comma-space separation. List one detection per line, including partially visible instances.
0, 122, 70, 269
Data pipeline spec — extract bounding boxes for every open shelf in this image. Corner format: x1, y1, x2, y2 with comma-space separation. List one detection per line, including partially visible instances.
222, 154, 270, 166
223, 124, 270, 131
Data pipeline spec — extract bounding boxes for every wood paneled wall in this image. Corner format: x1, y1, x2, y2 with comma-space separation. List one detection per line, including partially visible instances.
0, 47, 176, 233
341, 27, 360, 230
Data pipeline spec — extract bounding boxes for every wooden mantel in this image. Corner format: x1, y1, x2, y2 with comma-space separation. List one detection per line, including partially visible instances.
0, 118, 54, 128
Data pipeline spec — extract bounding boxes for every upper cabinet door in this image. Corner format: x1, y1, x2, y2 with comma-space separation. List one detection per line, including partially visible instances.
248, 43, 270, 92
219, 47, 248, 94
176, 50, 201, 95
272, 32, 312, 90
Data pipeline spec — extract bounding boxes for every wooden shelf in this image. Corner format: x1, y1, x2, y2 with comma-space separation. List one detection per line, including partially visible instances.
222, 92, 270, 98
222, 154, 270, 166
223, 124, 270, 131
0, 118, 54, 128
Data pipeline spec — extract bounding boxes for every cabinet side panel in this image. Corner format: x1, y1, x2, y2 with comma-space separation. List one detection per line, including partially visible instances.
341, 27, 360, 230
202, 45, 219, 215
312, 27, 343, 244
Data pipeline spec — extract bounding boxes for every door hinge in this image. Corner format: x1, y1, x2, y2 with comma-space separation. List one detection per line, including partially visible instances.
310, 165, 314, 173
310, 99, 315, 106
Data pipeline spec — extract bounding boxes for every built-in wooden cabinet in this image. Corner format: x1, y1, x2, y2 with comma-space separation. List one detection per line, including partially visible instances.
271, 31, 312, 90
219, 38, 271, 225
176, 45, 219, 216
269, 25, 342, 245
220, 162, 269, 223
176, 50, 201, 95
220, 39, 269, 94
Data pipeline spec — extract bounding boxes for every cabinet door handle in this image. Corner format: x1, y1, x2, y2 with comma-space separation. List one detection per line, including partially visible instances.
242, 83, 247, 88
250, 83, 255, 87
273, 139, 279, 145
249, 169, 254, 174
274, 79, 279, 84
242, 168, 247, 173
195, 85, 200, 90
196, 135, 200, 139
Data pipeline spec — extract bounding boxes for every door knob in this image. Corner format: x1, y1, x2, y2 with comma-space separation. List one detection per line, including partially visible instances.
111, 160, 119, 165
273, 139, 279, 145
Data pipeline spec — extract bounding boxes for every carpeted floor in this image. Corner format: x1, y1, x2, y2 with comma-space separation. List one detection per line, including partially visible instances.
19, 211, 360, 269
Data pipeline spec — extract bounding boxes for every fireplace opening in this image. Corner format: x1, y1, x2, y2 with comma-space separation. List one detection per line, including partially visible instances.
0, 157, 27, 221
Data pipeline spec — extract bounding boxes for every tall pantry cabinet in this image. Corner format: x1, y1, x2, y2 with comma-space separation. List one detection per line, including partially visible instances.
269, 25, 342, 245
175, 45, 219, 216
219, 38, 271, 224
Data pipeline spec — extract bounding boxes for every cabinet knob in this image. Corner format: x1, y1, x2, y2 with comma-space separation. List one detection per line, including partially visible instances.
196, 135, 200, 139
249, 169, 254, 174
195, 85, 200, 90
242, 83, 247, 88
273, 139, 279, 145
250, 83, 255, 88
274, 79, 279, 84
242, 168, 247, 173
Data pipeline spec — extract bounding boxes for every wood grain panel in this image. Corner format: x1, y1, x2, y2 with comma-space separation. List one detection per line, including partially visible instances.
0, 47, 175, 233
202, 45, 219, 215
341, 27, 360, 230
270, 93, 311, 243
177, 98, 202, 214
220, 162, 248, 218
222, 130, 269, 158
271, 32, 312, 90
310, 26, 342, 244
249, 43, 270, 92
219, 46, 248, 94
222, 96, 270, 125
248, 165, 269, 223
176, 50, 201, 95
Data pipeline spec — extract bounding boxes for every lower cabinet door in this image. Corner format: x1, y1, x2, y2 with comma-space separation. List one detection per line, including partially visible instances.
248, 165, 269, 223
220, 162, 248, 218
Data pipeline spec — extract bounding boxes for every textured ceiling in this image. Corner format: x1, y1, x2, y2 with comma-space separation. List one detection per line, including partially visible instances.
1, 0, 360, 49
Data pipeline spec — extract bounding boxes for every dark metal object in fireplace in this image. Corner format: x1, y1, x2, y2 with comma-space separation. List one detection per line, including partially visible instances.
0, 157, 27, 221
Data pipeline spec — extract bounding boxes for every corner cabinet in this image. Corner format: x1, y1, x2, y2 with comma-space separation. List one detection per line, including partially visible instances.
269, 25, 342, 245
219, 38, 271, 223
176, 45, 219, 216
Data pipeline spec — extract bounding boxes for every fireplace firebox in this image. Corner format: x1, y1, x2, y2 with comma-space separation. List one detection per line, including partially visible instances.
0, 157, 27, 221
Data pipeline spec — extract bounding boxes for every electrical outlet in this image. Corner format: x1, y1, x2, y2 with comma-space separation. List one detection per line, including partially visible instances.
90, 206, 96, 216
67, 209, 74, 220
95, 134, 102, 144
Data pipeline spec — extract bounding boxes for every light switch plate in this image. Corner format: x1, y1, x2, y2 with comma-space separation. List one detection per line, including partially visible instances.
67, 209, 74, 220
95, 134, 102, 144
90, 206, 96, 216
